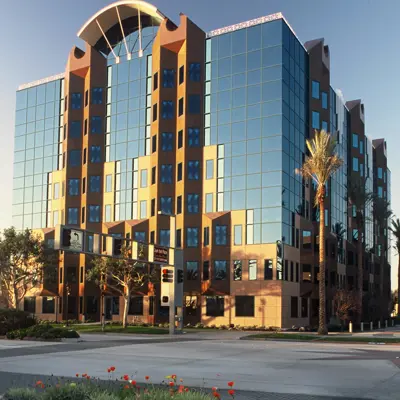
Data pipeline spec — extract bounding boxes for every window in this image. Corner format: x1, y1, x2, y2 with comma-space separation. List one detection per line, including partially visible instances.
161, 132, 173, 151
69, 150, 81, 167
203, 261, 210, 280
186, 261, 198, 280
84, 119, 88, 135
176, 229, 182, 248
89, 176, 101, 193
178, 98, 184, 116
162, 101, 173, 119
177, 163, 183, 181
233, 260, 242, 281
178, 130, 183, 148
86, 296, 98, 314
203, 227, 210, 246
91, 88, 103, 104
215, 225, 227, 245
189, 63, 201, 82
140, 200, 147, 219
296, 263, 299, 283
235, 296, 254, 317
68, 179, 79, 196
106, 175, 112, 192
160, 196, 172, 214
311, 81, 320, 99
234, 225, 242, 245
188, 128, 200, 147
80, 266, 84, 283
312, 111, 320, 129
214, 260, 227, 280
104, 205, 111, 222
59, 268, 63, 284
150, 231, 155, 244
152, 135, 157, 153
83, 148, 87, 164
322, 91, 328, 109
70, 121, 81, 138
159, 229, 170, 247
378, 167, 383, 179
186, 227, 199, 247
352, 157, 359, 172
81, 206, 85, 224
162, 69, 175, 88
378, 186, 383, 198
91, 116, 102, 134
188, 95, 201, 114
205, 193, 213, 213
187, 194, 199, 213
152, 103, 158, 121
302, 264, 311, 282
42, 297, 55, 314
301, 298, 308, 318
90, 146, 101, 163
112, 297, 120, 315
71, 93, 82, 109
68, 208, 78, 224
352, 133, 358, 148
206, 296, 224, 316
161, 164, 172, 183
205, 160, 214, 179
153, 72, 158, 91
151, 166, 156, 184
291, 296, 298, 318
179, 66, 184, 84
290, 261, 294, 282
322, 121, 328, 132
302, 231, 311, 249
264, 259, 273, 280
151, 199, 155, 217
249, 260, 257, 280
128, 297, 143, 315
360, 140, 364, 154
85, 90, 88, 107
188, 161, 200, 180
140, 169, 148, 188
88, 205, 100, 222
134, 231, 146, 243
53, 183, 60, 199
177, 195, 182, 214
24, 297, 36, 313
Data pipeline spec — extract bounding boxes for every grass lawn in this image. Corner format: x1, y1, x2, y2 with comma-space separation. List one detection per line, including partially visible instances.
61, 324, 169, 335
244, 332, 400, 343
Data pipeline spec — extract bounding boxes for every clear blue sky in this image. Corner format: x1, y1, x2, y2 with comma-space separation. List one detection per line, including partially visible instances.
0, 0, 398, 285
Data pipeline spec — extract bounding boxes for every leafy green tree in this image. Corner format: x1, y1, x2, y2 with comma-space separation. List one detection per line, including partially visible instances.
298, 130, 343, 335
0, 227, 49, 309
390, 218, 400, 315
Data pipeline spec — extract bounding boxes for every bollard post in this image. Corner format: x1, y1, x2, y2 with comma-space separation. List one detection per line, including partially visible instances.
361, 322, 364, 332
370, 321, 373, 330
385, 320, 388, 328
392, 319, 395, 327
378, 321, 381, 329
349, 321, 353, 333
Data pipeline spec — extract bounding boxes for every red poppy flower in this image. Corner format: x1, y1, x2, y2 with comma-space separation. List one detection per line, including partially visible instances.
185, 388, 189, 392
171, 374, 177, 380
41, 384, 45, 389
123, 375, 129, 381
86, 376, 90, 380
228, 381, 235, 387
75, 374, 79, 378
107, 369, 111, 373
212, 387, 218, 392
110, 366, 116, 372
213, 392, 221, 399
124, 385, 130, 390
130, 380, 137, 386
145, 376, 150, 380
36, 381, 43, 387
82, 374, 87, 378
169, 381, 175, 387
178, 385, 184, 393
228, 389, 235, 397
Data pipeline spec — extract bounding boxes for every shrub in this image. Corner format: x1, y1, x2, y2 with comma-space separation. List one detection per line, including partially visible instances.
62, 329, 80, 339
7, 323, 79, 341
194, 323, 204, 329
4, 388, 40, 400
0, 309, 37, 335
42, 384, 93, 400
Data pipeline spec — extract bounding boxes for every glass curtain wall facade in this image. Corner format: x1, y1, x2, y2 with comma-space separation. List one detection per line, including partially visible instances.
205, 19, 308, 245
365, 137, 374, 251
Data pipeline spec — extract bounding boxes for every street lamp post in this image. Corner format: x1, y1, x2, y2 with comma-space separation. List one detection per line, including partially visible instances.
100, 282, 106, 332
65, 283, 71, 326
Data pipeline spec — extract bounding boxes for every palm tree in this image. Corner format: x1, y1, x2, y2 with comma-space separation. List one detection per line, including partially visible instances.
298, 130, 343, 335
373, 197, 392, 318
333, 222, 346, 265
390, 218, 400, 315
347, 177, 374, 323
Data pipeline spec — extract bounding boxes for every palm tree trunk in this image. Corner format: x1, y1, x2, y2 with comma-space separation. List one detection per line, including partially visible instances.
318, 199, 327, 335
357, 227, 363, 324
398, 257, 400, 316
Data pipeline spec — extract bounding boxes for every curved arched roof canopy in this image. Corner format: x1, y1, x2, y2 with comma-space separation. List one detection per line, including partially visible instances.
78, 0, 168, 56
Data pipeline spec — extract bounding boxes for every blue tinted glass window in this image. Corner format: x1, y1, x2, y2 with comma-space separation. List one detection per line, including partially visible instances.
160, 229, 170, 247
161, 132, 173, 151
188, 161, 200, 180
188, 128, 200, 147
322, 92, 328, 109
187, 194, 199, 213
91, 116, 102, 134
70, 121, 81, 138
352, 133, 358, 148
90, 146, 101, 163
378, 186, 383, 198
71, 93, 82, 109
140, 169, 148, 188
206, 160, 213, 179
234, 225, 242, 245
322, 121, 328, 132
311, 81, 319, 99
360, 140, 364, 154
69, 150, 81, 167
215, 225, 227, 245
68, 179, 79, 196
247, 25, 261, 51
68, 207, 78, 224
140, 200, 147, 219
160, 197, 172, 214
189, 63, 201, 82
162, 69, 175, 88
206, 193, 213, 213
92, 88, 103, 104
311, 111, 320, 129
135, 231, 146, 243
262, 20, 282, 48
90, 176, 101, 192
214, 260, 227, 280
106, 175, 112, 192
188, 95, 201, 114
352, 157, 359, 172
89, 205, 100, 222
232, 29, 246, 55
378, 167, 383, 179
186, 227, 199, 247
162, 101, 174, 119
104, 205, 111, 222
161, 164, 172, 183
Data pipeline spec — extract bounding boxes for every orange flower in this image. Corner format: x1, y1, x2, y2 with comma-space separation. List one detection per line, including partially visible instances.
145, 376, 150, 380
130, 380, 137, 386
35, 381, 43, 387
228, 389, 235, 397
169, 381, 175, 387
123, 375, 129, 381
82, 374, 87, 378
171, 374, 177, 380
213, 392, 221, 399
178, 385, 184, 393
228, 381, 235, 387
124, 385, 130, 390
110, 366, 116, 372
